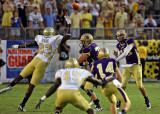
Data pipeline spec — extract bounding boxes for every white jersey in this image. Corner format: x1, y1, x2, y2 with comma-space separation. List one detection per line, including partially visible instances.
55, 68, 92, 90
29, 12, 43, 28
35, 35, 63, 62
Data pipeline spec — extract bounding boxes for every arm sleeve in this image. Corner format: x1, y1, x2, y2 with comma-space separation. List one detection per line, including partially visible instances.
35, 35, 39, 44
55, 70, 62, 79
55, 35, 63, 48
83, 70, 93, 79
153, 20, 157, 27
116, 44, 134, 61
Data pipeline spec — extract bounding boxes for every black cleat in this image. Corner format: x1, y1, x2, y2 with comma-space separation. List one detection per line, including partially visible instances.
18, 103, 26, 112
117, 100, 121, 109
145, 99, 151, 109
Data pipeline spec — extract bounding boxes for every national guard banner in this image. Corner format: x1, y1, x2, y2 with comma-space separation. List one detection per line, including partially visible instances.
6, 40, 38, 79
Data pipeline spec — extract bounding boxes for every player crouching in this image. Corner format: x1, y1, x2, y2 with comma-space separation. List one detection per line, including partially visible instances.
34, 58, 104, 114
90, 48, 131, 114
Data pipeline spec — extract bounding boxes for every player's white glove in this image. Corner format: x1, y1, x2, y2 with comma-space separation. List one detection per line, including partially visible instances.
12, 45, 19, 49
64, 15, 71, 24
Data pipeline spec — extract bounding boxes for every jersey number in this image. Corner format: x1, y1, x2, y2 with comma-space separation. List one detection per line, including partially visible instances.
39, 43, 52, 56
63, 71, 81, 82
97, 62, 114, 78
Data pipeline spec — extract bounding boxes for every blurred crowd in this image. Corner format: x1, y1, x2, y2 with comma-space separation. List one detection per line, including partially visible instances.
0, 0, 160, 40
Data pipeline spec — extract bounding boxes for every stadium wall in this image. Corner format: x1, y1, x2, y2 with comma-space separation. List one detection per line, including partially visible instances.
0, 40, 159, 83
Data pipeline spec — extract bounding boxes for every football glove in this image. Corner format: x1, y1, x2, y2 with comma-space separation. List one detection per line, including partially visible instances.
35, 99, 43, 109
12, 45, 19, 49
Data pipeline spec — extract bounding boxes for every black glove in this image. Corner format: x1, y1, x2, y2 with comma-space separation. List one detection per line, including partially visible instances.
35, 99, 43, 109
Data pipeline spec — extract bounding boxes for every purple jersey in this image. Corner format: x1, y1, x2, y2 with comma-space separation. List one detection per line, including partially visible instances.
82, 43, 99, 65
91, 58, 118, 80
116, 38, 141, 64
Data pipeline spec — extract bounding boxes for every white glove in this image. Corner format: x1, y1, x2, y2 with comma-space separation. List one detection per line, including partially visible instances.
113, 79, 122, 88
12, 45, 19, 49
64, 15, 71, 24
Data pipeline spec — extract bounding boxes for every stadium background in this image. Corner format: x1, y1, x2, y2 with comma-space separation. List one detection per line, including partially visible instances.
0, 39, 159, 83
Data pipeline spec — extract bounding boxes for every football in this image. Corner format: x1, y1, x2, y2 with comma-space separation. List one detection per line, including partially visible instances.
72, 3, 80, 10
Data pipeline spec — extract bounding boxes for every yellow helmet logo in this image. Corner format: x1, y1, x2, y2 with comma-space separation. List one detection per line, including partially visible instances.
98, 48, 110, 60
43, 27, 55, 37
80, 33, 93, 47
65, 58, 79, 68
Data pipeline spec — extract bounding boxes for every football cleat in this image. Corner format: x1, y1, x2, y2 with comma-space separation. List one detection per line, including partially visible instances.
18, 103, 26, 112
145, 100, 151, 109
0, 86, 12, 94
116, 100, 121, 109
94, 106, 103, 111
89, 100, 94, 106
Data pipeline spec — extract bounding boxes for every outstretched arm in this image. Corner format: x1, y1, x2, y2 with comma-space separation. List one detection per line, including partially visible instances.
13, 41, 38, 48
77, 53, 89, 65
116, 44, 134, 62
34, 78, 61, 109
60, 34, 71, 44
86, 76, 103, 86
45, 78, 61, 98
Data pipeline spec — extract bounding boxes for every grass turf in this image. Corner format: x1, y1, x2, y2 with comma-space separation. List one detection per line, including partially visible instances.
0, 82, 160, 114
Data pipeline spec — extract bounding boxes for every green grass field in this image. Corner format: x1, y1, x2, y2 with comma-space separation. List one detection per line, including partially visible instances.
0, 82, 160, 114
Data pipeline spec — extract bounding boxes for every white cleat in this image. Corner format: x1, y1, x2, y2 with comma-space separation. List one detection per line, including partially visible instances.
94, 107, 103, 111
0, 86, 12, 94
18, 104, 26, 112
146, 103, 151, 109
145, 100, 151, 109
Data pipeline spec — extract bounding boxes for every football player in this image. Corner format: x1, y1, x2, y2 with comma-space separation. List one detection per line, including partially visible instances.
91, 48, 131, 114
0, 26, 71, 111
77, 33, 103, 111
113, 30, 151, 109
34, 58, 103, 114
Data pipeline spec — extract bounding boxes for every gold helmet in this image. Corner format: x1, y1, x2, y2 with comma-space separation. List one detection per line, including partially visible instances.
98, 48, 110, 60
65, 58, 79, 68
43, 27, 55, 37
80, 33, 93, 48
116, 30, 127, 42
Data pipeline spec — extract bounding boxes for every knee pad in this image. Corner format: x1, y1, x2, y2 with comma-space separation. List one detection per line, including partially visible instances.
87, 89, 94, 96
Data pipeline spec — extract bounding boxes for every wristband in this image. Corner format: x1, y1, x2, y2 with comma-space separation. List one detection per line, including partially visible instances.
41, 95, 46, 101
